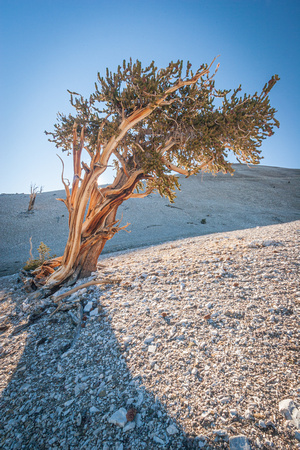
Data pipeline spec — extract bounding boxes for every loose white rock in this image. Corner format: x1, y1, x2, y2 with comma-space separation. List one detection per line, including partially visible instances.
258, 419, 266, 428
166, 424, 179, 435
229, 435, 251, 450
84, 301, 93, 312
153, 435, 165, 444
279, 399, 300, 429
148, 345, 156, 353
90, 406, 99, 413
123, 421, 136, 432
108, 408, 127, 427
220, 396, 231, 404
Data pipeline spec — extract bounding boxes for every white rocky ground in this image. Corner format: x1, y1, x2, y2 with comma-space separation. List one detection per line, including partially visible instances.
0, 221, 299, 449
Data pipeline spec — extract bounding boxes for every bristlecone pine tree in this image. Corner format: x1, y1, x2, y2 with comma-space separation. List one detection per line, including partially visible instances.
34, 57, 279, 292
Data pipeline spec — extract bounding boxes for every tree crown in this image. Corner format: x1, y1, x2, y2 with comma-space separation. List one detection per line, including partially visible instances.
46, 58, 279, 201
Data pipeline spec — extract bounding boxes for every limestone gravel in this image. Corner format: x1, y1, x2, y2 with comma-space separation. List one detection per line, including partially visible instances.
0, 221, 299, 449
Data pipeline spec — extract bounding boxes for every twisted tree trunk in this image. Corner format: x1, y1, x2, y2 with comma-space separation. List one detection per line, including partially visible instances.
37, 168, 145, 292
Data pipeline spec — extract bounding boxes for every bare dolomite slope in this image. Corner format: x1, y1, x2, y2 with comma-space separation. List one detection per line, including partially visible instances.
0, 164, 299, 277
0, 221, 299, 449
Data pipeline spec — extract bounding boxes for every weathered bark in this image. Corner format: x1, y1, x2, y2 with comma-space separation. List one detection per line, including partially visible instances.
54, 233, 114, 287
74, 239, 106, 279
39, 169, 145, 291
64, 207, 120, 283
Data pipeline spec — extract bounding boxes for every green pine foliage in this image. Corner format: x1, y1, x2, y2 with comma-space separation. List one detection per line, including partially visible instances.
23, 242, 53, 271
45, 58, 279, 202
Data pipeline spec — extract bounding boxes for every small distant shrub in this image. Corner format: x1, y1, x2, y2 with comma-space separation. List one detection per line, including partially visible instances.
37, 242, 51, 261
24, 241, 54, 271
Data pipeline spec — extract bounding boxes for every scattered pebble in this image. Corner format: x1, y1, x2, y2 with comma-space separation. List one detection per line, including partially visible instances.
229, 434, 251, 449
108, 408, 128, 427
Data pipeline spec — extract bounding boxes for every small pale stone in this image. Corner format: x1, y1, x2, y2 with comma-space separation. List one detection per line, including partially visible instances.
76, 413, 82, 426
166, 424, 179, 435
148, 345, 156, 353
153, 435, 165, 444
197, 435, 208, 448
75, 383, 87, 396
213, 429, 228, 437
90, 406, 99, 413
229, 435, 251, 450
108, 408, 127, 427
75, 385, 80, 397
279, 399, 294, 420
21, 384, 30, 392
123, 421, 135, 432
279, 399, 300, 429
84, 302, 93, 312
64, 399, 74, 407
135, 413, 143, 428
258, 419, 266, 428
244, 409, 254, 420
135, 392, 144, 406
266, 420, 276, 429
220, 396, 231, 404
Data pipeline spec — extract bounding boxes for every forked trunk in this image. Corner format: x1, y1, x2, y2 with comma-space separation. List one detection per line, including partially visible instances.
65, 211, 120, 284
44, 208, 120, 290
39, 170, 145, 292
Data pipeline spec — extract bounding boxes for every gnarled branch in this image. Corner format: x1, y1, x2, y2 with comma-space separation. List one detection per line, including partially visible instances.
57, 154, 71, 211
100, 58, 219, 167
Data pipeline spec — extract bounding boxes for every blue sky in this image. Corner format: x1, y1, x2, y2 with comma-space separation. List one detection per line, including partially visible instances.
0, 0, 299, 193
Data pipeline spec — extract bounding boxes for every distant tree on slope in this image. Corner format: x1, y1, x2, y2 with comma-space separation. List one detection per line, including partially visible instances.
34, 57, 279, 291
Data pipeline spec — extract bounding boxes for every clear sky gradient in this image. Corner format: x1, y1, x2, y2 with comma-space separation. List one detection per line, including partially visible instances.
1, 0, 299, 193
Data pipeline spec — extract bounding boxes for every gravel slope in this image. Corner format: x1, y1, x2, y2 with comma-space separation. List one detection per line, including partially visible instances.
0, 221, 299, 449
0, 164, 299, 277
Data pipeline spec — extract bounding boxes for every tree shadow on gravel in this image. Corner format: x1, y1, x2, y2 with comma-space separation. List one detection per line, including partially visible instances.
0, 281, 226, 450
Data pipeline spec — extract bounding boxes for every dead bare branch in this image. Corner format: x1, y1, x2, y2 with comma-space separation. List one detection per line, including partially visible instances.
53, 278, 121, 303
29, 237, 33, 260
57, 154, 71, 211
27, 184, 38, 211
